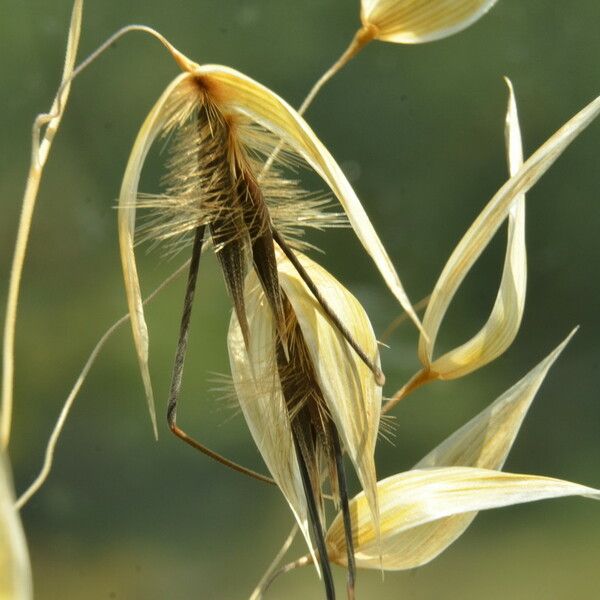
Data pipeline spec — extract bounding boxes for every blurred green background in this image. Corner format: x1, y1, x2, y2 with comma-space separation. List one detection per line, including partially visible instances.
1, 1, 599, 598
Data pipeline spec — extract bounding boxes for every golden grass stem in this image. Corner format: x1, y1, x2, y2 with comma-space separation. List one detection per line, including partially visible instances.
15, 261, 189, 509
249, 524, 299, 600
298, 25, 376, 116
256, 554, 313, 599
382, 368, 434, 415
259, 25, 375, 180
1, 0, 83, 450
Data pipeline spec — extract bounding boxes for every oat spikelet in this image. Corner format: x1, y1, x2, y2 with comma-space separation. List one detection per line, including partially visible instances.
228, 249, 383, 585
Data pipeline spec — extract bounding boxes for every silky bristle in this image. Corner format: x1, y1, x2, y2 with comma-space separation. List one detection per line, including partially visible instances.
132, 93, 347, 256
378, 413, 397, 445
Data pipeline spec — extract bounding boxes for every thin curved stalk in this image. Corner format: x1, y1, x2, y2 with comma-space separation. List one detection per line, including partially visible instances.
249, 524, 299, 600
258, 555, 313, 599
259, 25, 375, 178
15, 261, 189, 509
1, 0, 82, 450
1, 11, 193, 451
379, 295, 430, 346
382, 368, 433, 415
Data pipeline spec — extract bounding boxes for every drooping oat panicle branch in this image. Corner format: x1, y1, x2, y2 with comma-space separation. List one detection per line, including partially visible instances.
1, 0, 82, 451
16, 261, 190, 509
256, 554, 313, 599
249, 524, 298, 600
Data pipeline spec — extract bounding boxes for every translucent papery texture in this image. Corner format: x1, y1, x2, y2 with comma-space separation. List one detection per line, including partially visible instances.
418, 88, 600, 374
327, 330, 576, 569
118, 73, 192, 437
0, 452, 32, 599
277, 250, 382, 539
419, 79, 525, 380
361, 0, 499, 44
120, 59, 423, 437
227, 250, 382, 557
193, 64, 422, 332
326, 467, 599, 570
227, 276, 314, 564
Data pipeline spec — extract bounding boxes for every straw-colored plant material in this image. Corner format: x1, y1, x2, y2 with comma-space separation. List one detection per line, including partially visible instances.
328, 330, 581, 569
0, 452, 32, 599
1, 0, 82, 449
228, 249, 382, 560
415, 329, 576, 472
418, 88, 600, 376
119, 46, 421, 434
361, 0, 499, 44
378, 84, 600, 414
327, 467, 599, 570
420, 78, 526, 381
298, 0, 499, 130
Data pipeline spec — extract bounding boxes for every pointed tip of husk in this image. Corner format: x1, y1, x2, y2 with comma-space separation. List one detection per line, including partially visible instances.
141, 369, 158, 440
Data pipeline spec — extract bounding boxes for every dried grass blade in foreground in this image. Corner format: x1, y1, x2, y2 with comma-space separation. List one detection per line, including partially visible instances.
327, 467, 599, 570
328, 330, 579, 569
1, 0, 83, 450
0, 452, 32, 599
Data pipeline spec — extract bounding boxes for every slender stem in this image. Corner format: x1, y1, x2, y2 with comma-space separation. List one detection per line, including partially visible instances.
16, 261, 190, 509
1, 0, 82, 450
259, 25, 375, 179
2, 12, 188, 451
298, 25, 376, 116
382, 368, 434, 415
249, 524, 299, 600
259, 555, 313, 598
